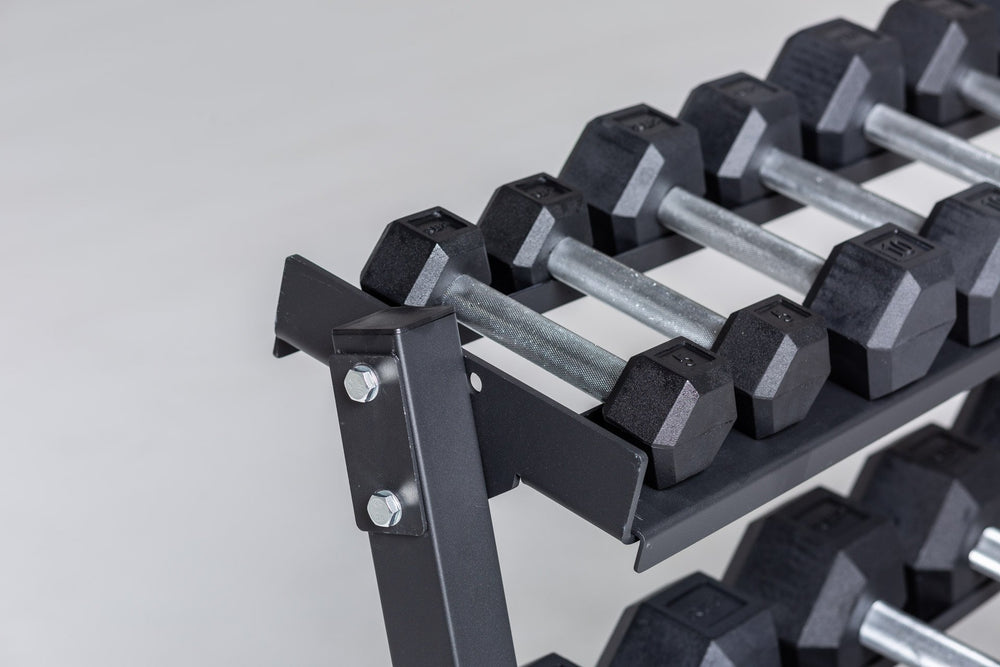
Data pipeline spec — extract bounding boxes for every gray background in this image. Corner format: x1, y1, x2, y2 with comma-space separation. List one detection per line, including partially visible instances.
2, 1, 999, 665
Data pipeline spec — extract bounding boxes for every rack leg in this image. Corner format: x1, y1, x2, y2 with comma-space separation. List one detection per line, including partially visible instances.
331, 306, 516, 667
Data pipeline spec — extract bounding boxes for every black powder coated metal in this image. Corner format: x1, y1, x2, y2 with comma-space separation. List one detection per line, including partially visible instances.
273, 254, 647, 542
274, 111, 1000, 667
330, 306, 516, 667
632, 334, 1000, 572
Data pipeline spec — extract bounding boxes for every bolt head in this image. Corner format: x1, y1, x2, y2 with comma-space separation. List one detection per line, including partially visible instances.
344, 364, 379, 403
367, 490, 402, 528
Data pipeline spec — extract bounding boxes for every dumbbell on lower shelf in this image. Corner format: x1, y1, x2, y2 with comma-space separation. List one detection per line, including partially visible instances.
680, 71, 1000, 346
769, 18, 1000, 186
359, 208, 738, 488
851, 424, 1000, 619
560, 104, 957, 399
478, 173, 830, 438
598, 572, 781, 667
726, 487, 999, 667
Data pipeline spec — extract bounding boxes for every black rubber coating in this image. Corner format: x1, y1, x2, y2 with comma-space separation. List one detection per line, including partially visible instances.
879, 0, 998, 125
599, 572, 781, 667
725, 488, 908, 666
768, 18, 907, 168
715, 296, 830, 438
603, 339, 737, 489
478, 173, 592, 292
559, 104, 705, 253
805, 224, 957, 399
921, 183, 1000, 346
680, 72, 803, 207
851, 424, 1000, 619
360, 207, 492, 307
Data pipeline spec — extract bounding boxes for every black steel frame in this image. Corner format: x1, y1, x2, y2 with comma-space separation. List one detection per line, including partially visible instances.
273, 112, 1000, 666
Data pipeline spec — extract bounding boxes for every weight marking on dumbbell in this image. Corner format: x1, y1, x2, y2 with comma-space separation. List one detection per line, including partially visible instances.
753, 296, 808, 328
977, 191, 1000, 213
613, 107, 677, 135
666, 583, 746, 628
822, 21, 880, 47
796, 496, 867, 535
655, 341, 713, 371
409, 210, 464, 237
515, 175, 570, 202
865, 230, 930, 263
718, 74, 778, 101
908, 430, 977, 466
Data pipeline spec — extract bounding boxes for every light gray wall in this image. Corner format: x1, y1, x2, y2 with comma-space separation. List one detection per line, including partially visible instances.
2, 1, 998, 665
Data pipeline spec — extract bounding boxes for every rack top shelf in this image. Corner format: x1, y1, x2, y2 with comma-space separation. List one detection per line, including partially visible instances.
629, 335, 1000, 571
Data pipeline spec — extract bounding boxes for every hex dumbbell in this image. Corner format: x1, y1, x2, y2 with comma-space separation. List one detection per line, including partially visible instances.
597, 572, 781, 667
478, 173, 830, 437
360, 207, 737, 487
726, 487, 1000, 667
851, 424, 1000, 618
769, 18, 1000, 186
879, 0, 1000, 125
560, 104, 957, 399
680, 72, 1000, 345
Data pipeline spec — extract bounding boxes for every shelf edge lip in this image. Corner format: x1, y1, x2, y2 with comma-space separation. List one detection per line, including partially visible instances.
631, 336, 1000, 572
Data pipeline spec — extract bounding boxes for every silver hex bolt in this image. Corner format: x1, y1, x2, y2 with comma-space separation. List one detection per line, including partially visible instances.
367, 490, 402, 528
344, 364, 379, 403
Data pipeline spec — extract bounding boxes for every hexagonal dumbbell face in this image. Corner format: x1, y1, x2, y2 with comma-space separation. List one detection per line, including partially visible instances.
360, 207, 492, 307
725, 488, 908, 667
602, 573, 781, 667
852, 425, 1000, 618
805, 224, 956, 399
768, 19, 906, 168
714, 295, 830, 438
560, 104, 705, 253
922, 183, 1000, 345
679, 72, 803, 206
477, 173, 593, 291
603, 339, 736, 488
879, 0, 998, 125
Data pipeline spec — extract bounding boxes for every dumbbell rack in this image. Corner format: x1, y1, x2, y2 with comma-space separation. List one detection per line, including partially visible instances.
273, 112, 1000, 666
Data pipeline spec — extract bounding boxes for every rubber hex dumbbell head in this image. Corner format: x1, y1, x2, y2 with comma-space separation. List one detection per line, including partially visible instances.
921, 183, 1000, 345
879, 0, 998, 125
725, 488, 907, 666
559, 104, 705, 253
603, 340, 735, 488
805, 225, 956, 398
478, 173, 592, 291
852, 425, 1000, 618
679, 72, 803, 206
768, 19, 906, 167
360, 207, 492, 306
600, 573, 781, 667
714, 296, 829, 438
